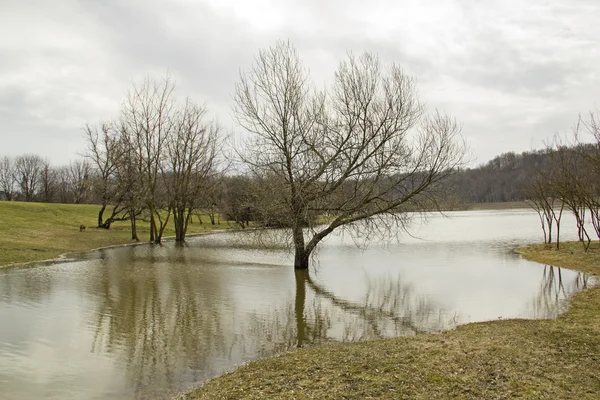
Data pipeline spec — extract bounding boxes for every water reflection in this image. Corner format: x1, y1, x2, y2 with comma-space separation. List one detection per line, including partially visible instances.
0, 209, 594, 400
528, 266, 592, 318
87, 246, 235, 399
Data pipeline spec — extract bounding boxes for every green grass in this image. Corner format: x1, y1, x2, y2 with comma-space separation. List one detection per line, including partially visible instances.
186, 242, 600, 399
0, 201, 236, 267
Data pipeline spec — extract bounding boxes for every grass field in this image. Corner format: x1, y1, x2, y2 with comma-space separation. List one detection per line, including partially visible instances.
186, 242, 600, 399
0, 201, 236, 267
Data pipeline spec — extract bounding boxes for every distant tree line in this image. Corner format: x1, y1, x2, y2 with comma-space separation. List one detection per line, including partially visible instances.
0, 154, 93, 204
449, 149, 555, 204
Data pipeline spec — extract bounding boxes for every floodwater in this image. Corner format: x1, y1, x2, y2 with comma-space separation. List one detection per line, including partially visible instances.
0, 209, 594, 399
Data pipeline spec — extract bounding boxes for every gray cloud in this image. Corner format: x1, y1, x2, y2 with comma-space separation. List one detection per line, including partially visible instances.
0, 0, 599, 166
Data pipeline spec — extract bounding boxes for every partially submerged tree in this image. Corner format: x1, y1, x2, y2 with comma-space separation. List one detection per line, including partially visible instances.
166, 100, 222, 241
121, 76, 176, 244
235, 41, 466, 269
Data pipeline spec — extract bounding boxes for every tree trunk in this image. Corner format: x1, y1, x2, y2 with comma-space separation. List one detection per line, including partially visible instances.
293, 224, 309, 269
184, 210, 192, 237
555, 205, 564, 250
150, 213, 157, 242
97, 205, 106, 228
294, 269, 308, 348
173, 207, 186, 242
154, 208, 171, 245
294, 247, 310, 269
130, 212, 139, 241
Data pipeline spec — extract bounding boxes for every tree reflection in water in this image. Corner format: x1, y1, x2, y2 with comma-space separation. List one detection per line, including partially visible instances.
89, 244, 235, 399
528, 265, 592, 318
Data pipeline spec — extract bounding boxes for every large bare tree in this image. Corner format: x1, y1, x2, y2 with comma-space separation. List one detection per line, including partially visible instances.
121, 76, 176, 244
166, 100, 222, 241
235, 41, 466, 269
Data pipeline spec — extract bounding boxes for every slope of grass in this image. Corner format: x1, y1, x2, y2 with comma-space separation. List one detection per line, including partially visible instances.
0, 201, 235, 266
186, 242, 600, 400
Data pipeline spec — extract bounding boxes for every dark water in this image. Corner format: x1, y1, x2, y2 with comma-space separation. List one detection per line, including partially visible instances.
0, 209, 593, 399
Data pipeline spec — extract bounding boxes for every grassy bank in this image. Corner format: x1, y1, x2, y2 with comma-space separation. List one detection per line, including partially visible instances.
187, 242, 600, 399
0, 201, 234, 267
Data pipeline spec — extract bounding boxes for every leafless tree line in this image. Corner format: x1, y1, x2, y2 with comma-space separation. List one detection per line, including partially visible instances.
0, 154, 93, 204
526, 111, 600, 250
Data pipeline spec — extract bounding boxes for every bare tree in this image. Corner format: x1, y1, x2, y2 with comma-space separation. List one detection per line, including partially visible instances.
84, 122, 126, 228
38, 159, 58, 203
525, 169, 566, 249
68, 159, 92, 204
114, 129, 145, 241
221, 175, 257, 228
54, 166, 72, 203
235, 41, 466, 269
545, 132, 597, 250
121, 76, 176, 244
573, 111, 600, 242
15, 154, 44, 202
166, 100, 222, 241
0, 156, 18, 200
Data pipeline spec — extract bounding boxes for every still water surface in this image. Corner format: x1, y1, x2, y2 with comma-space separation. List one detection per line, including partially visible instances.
0, 209, 593, 399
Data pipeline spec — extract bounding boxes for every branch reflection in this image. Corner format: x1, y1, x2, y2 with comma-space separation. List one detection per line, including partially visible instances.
528, 265, 592, 318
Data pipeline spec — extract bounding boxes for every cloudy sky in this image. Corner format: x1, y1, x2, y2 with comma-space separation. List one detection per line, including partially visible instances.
1, 0, 599, 166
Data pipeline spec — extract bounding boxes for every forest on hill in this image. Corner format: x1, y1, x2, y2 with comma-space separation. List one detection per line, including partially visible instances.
451, 149, 553, 204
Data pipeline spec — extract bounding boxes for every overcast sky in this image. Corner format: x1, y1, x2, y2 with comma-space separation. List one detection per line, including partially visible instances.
1, 0, 599, 166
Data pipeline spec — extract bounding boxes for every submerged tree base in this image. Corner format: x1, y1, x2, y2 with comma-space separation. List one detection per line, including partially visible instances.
186, 242, 600, 399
